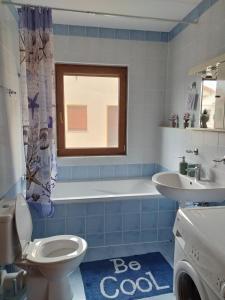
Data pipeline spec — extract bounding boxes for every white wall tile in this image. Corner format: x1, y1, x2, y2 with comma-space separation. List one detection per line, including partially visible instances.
161, 0, 225, 184
55, 36, 168, 166
0, 3, 23, 197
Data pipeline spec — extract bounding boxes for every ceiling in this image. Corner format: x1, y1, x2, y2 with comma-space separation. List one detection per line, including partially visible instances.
16, 0, 202, 32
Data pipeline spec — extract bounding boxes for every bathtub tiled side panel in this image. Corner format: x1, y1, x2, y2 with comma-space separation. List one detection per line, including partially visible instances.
32, 196, 177, 249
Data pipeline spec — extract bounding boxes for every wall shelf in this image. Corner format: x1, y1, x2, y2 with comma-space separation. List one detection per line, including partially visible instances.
159, 126, 225, 133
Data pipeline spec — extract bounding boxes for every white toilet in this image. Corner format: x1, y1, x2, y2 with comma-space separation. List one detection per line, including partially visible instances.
0, 194, 87, 300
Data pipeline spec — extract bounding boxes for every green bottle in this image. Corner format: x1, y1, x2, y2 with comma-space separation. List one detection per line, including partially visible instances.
179, 156, 188, 175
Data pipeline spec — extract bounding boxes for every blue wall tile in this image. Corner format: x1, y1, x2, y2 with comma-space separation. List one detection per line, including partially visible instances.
69, 25, 86, 36
53, 24, 68, 35
72, 166, 88, 180
161, 32, 169, 42
145, 31, 161, 42
86, 27, 99, 37
105, 214, 122, 232
105, 232, 123, 245
46, 218, 65, 236
122, 199, 140, 213
87, 166, 100, 179
159, 198, 176, 211
86, 202, 104, 215
142, 164, 155, 176
140, 229, 157, 242
66, 217, 85, 235
99, 28, 116, 39
32, 220, 46, 239
53, 204, 66, 218
141, 198, 158, 212
141, 212, 157, 229
124, 231, 140, 243
86, 233, 105, 247
105, 201, 122, 214
114, 165, 128, 177
130, 30, 146, 41
197, 0, 211, 14
158, 211, 176, 228
127, 164, 142, 177
57, 166, 72, 181
124, 213, 140, 231
67, 203, 87, 217
115, 29, 130, 40
86, 215, 104, 234
158, 228, 174, 242
100, 166, 115, 179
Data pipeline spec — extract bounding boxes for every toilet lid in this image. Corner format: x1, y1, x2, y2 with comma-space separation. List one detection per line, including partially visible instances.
15, 194, 33, 253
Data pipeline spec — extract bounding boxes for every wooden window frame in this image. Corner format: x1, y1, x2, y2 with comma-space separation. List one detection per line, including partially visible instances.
55, 63, 127, 157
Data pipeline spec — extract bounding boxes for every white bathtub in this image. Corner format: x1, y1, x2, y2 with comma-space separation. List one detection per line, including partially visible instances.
51, 178, 160, 203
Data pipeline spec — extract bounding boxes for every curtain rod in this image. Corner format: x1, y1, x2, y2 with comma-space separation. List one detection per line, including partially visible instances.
2, 0, 198, 25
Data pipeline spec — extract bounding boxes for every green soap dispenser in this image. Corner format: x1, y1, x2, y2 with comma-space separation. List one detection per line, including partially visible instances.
179, 156, 188, 175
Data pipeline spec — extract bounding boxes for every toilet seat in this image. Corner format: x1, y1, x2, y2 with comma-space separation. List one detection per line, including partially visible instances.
15, 195, 87, 265
25, 235, 87, 264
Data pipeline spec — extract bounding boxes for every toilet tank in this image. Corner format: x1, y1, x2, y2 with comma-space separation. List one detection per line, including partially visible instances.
0, 199, 18, 265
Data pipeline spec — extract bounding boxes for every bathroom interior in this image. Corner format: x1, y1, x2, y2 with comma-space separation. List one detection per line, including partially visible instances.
0, 0, 225, 299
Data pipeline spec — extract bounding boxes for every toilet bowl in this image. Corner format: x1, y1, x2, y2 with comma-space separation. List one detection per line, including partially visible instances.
14, 194, 87, 300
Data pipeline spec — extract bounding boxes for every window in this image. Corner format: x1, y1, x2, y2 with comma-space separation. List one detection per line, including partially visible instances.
55, 64, 127, 156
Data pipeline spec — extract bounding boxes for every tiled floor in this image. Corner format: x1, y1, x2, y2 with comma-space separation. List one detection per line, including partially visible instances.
70, 241, 175, 300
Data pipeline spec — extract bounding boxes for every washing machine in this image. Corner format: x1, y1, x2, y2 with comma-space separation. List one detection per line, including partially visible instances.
173, 206, 225, 300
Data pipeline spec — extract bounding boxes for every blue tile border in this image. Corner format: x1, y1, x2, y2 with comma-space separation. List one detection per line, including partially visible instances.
52, 0, 219, 43
169, 0, 219, 41
6, 0, 219, 43
53, 24, 167, 43
58, 163, 158, 181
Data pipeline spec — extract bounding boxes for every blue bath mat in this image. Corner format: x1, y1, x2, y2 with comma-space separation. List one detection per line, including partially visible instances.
80, 252, 173, 300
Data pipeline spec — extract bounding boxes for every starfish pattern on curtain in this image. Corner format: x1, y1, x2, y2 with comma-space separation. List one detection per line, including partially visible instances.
18, 6, 57, 217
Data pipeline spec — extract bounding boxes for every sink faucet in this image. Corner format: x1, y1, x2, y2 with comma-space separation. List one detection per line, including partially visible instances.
186, 164, 201, 181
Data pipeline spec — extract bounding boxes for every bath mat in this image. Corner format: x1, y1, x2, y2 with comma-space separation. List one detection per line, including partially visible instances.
80, 252, 173, 300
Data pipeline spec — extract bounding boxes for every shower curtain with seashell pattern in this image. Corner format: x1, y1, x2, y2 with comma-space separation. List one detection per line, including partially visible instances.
18, 6, 57, 217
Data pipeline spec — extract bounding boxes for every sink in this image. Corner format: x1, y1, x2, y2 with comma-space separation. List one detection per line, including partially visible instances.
152, 172, 225, 205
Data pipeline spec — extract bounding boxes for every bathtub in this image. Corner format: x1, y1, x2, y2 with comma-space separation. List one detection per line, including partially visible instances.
51, 178, 160, 203
32, 178, 177, 249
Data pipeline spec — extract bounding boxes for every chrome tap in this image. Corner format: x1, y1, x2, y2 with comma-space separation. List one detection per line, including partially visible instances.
186, 164, 201, 181
186, 148, 199, 155
213, 156, 225, 164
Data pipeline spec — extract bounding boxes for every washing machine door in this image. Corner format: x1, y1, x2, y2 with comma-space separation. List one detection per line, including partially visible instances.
175, 260, 207, 300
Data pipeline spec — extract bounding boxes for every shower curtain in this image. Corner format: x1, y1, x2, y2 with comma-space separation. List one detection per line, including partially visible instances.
18, 6, 57, 217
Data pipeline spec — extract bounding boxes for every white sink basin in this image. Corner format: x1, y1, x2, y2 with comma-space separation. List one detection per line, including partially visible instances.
152, 172, 225, 205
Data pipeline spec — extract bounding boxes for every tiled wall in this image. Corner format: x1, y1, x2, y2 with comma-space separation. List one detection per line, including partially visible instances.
161, 0, 225, 184
160, 128, 225, 186
31, 196, 177, 251
58, 163, 160, 181
54, 31, 167, 167
0, 2, 23, 198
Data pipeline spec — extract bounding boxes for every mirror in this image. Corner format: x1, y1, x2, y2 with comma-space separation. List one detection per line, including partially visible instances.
189, 53, 225, 130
